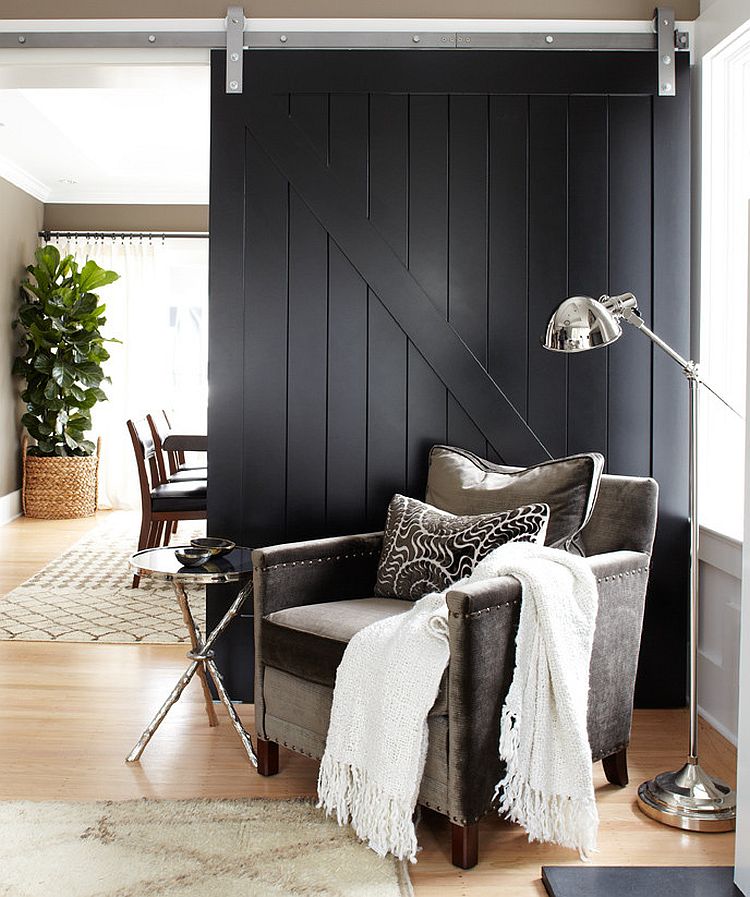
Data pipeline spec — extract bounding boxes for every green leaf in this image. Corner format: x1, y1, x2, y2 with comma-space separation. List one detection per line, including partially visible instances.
89, 345, 110, 363
21, 412, 38, 431
76, 362, 104, 386
51, 360, 76, 389
78, 439, 96, 455
36, 244, 60, 280
29, 322, 54, 350
43, 379, 59, 401
32, 354, 53, 375
77, 260, 119, 294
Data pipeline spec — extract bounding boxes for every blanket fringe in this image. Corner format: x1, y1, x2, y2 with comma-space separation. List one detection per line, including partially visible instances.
317, 754, 420, 863
495, 706, 598, 858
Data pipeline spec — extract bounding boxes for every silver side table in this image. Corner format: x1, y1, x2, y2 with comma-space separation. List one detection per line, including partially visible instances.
126, 545, 257, 767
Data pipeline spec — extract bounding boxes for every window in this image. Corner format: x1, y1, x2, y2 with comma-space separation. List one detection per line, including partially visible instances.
699, 18, 750, 540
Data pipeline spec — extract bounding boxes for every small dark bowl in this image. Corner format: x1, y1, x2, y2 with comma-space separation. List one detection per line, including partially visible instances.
190, 537, 236, 558
175, 547, 213, 567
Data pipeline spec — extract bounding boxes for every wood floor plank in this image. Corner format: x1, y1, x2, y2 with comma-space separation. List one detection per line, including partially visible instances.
0, 513, 737, 895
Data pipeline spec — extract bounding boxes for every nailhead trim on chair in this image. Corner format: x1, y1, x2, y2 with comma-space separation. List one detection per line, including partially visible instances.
596, 565, 649, 584
449, 566, 649, 619
254, 548, 380, 574
452, 597, 521, 620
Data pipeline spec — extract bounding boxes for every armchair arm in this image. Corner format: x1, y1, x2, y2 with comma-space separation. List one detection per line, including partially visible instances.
584, 550, 650, 760
445, 575, 522, 824
442, 548, 650, 824
253, 531, 383, 741
252, 531, 383, 618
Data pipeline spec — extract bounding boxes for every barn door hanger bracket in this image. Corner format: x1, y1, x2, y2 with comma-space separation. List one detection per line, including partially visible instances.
654, 6, 688, 97
225, 6, 246, 94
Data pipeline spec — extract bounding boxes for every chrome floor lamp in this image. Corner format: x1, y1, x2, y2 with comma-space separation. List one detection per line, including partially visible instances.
542, 291, 737, 832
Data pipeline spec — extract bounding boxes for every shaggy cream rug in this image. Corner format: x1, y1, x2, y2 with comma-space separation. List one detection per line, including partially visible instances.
0, 798, 412, 897
0, 514, 207, 643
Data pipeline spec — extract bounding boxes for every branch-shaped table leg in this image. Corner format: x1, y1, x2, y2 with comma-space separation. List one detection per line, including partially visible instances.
126, 660, 199, 762
207, 657, 257, 766
173, 581, 219, 727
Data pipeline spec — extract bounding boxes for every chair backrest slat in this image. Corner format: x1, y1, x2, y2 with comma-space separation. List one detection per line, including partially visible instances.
127, 418, 164, 512
147, 412, 171, 482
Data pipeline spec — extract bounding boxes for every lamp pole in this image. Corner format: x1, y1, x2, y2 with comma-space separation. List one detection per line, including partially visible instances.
543, 291, 736, 831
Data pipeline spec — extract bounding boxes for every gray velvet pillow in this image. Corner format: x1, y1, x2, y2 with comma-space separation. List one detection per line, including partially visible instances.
375, 494, 550, 601
425, 445, 604, 550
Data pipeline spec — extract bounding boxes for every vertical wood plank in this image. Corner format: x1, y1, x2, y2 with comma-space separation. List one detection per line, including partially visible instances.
527, 95, 568, 459
240, 124, 290, 549
327, 94, 369, 532
368, 298, 408, 527
449, 95, 488, 363
208, 53, 246, 545
369, 94, 408, 263
409, 95, 449, 316
567, 95, 608, 459
368, 94, 409, 525
285, 98, 330, 540
642, 55, 691, 708
488, 95, 529, 459
286, 188, 329, 540
407, 95, 448, 494
447, 95, 490, 456
608, 96, 653, 478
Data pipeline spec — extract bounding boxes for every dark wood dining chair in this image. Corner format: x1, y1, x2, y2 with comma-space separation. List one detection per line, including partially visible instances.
127, 417, 207, 588
148, 412, 207, 484
161, 409, 207, 476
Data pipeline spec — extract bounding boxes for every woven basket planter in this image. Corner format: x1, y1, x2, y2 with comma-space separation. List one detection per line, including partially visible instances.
22, 436, 100, 519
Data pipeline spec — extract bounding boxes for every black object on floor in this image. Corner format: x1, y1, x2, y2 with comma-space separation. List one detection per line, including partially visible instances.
542, 866, 740, 896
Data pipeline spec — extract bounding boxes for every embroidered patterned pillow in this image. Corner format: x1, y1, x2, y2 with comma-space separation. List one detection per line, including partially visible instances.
375, 494, 550, 601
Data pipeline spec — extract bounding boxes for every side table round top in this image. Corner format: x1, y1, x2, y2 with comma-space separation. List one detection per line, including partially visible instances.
130, 545, 253, 583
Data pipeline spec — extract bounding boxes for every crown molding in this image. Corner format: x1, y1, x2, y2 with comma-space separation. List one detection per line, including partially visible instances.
0, 154, 49, 202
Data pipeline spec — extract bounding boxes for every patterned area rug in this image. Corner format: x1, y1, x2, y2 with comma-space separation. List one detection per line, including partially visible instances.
0, 514, 207, 643
0, 799, 412, 897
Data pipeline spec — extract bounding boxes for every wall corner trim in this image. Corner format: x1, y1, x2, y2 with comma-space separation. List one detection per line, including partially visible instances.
0, 490, 22, 526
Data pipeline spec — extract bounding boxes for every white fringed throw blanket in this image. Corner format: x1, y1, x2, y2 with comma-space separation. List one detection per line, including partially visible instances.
317, 541, 599, 862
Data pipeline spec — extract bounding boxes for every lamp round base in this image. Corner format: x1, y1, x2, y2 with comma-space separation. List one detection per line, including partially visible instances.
637, 762, 736, 832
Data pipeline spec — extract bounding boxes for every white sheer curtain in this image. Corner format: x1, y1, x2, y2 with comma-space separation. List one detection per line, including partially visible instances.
50, 235, 208, 510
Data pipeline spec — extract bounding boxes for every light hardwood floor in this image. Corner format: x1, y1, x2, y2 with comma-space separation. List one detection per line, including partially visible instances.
0, 513, 737, 896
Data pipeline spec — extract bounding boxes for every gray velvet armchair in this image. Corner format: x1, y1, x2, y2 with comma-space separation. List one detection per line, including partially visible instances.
252, 473, 658, 869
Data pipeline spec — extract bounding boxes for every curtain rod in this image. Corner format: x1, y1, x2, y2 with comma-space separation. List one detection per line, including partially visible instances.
39, 230, 208, 241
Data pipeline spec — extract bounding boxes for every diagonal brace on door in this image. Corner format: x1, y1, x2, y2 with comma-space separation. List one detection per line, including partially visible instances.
242, 94, 553, 466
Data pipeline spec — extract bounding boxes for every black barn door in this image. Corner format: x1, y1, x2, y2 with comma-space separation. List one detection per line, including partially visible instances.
209, 50, 690, 705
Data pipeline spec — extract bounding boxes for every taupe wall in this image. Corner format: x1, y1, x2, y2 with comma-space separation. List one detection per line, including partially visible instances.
0, 0, 700, 18
43, 204, 209, 233
0, 178, 44, 501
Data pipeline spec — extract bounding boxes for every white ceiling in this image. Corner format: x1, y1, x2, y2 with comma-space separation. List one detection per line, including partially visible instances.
0, 63, 209, 204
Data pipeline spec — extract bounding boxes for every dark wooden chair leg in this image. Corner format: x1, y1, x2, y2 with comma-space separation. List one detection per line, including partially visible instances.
451, 821, 478, 869
602, 747, 629, 787
257, 738, 279, 776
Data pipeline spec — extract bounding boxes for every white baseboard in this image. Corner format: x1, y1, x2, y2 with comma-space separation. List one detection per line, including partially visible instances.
0, 489, 22, 525
698, 705, 738, 747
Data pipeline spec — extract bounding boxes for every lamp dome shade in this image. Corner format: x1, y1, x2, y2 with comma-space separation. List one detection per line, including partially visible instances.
542, 295, 622, 353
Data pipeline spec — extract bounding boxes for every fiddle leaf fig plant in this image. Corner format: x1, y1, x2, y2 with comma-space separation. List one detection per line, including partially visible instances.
13, 245, 120, 457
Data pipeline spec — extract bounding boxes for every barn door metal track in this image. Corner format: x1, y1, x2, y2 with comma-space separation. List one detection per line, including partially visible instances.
1, 6, 689, 97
